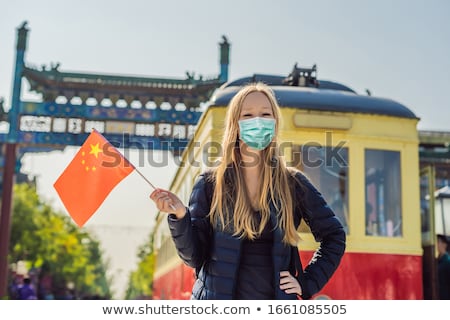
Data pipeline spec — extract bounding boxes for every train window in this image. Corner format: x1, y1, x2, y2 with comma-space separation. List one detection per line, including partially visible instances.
292, 145, 349, 234
365, 149, 402, 237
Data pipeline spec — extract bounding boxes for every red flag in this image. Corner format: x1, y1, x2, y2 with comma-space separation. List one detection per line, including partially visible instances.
54, 130, 134, 227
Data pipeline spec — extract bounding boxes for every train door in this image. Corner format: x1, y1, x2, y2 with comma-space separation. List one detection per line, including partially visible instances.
420, 165, 438, 299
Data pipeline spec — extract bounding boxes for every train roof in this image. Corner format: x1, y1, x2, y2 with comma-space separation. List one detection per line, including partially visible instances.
209, 74, 418, 119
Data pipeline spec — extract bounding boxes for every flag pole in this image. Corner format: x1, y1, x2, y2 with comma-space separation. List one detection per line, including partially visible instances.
133, 166, 177, 211
133, 166, 157, 190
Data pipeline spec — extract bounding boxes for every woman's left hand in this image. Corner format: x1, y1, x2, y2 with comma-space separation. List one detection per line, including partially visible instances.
279, 271, 302, 296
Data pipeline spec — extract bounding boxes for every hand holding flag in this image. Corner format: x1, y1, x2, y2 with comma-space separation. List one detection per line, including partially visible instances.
150, 189, 186, 219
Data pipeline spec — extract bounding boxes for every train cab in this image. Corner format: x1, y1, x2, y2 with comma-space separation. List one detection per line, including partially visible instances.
152, 66, 422, 299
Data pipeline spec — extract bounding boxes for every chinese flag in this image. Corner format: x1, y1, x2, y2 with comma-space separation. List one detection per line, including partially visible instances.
54, 129, 135, 227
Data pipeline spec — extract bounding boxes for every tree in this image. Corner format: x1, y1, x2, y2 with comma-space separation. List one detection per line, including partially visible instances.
124, 233, 155, 299
9, 183, 112, 299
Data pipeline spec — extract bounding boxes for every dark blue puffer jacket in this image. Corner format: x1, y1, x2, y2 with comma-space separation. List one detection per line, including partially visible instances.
168, 170, 346, 300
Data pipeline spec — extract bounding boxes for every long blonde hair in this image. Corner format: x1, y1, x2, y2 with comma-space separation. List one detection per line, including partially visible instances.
208, 82, 300, 245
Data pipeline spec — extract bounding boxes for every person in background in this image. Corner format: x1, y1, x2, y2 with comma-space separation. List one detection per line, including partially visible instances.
18, 277, 37, 300
437, 234, 450, 299
150, 82, 346, 300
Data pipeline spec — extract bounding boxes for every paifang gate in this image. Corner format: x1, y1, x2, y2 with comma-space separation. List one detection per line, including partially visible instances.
0, 21, 231, 298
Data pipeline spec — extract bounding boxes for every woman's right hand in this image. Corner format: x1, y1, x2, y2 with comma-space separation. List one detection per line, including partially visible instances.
150, 188, 186, 219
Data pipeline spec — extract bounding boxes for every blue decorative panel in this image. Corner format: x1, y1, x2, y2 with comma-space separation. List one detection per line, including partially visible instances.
15, 131, 189, 152
20, 102, 202, 125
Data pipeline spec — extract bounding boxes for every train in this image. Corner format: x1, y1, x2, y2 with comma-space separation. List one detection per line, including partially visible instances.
151, 65, 449, 299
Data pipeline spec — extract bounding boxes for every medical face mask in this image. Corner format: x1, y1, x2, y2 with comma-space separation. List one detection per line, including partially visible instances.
238, 117, 276, 150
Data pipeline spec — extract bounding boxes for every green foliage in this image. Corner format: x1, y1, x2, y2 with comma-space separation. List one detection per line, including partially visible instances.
9, 183, 112, 299
124, 234, 155, 299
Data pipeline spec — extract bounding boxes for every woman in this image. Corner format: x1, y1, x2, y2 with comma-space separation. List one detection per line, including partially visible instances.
150, 82, 346, 299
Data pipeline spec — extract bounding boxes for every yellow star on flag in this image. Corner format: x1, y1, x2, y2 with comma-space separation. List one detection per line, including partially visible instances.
89, 143, 102, 158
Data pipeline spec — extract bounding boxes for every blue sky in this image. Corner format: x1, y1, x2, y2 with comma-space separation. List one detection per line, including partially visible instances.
1, 0, 449, 130
1, 0, 449, 298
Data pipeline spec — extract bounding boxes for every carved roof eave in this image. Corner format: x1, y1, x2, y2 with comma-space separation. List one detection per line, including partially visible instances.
23, 66, 223, 98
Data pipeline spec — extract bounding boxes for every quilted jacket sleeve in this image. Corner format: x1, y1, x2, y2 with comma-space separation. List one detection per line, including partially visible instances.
167, 173, 213, 270
294, 172, 346, 299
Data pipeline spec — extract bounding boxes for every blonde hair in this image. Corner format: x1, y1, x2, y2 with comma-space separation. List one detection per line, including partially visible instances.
209, 82, 300, 245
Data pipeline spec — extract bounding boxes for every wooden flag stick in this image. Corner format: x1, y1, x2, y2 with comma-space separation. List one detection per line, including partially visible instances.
134, 166, 157, 190
133, 166, 177, 211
